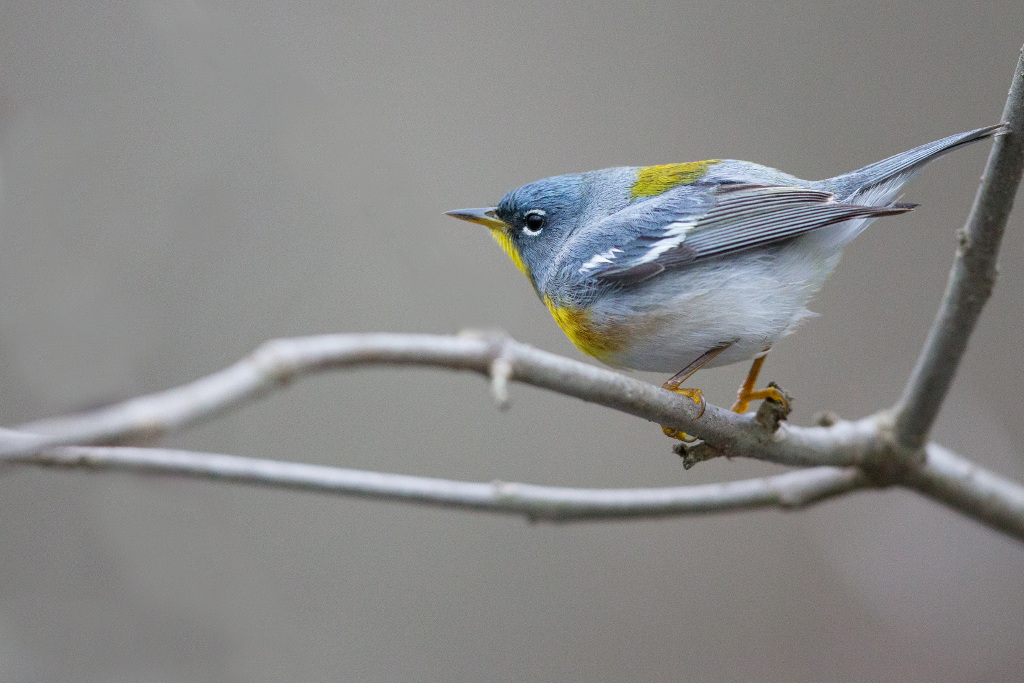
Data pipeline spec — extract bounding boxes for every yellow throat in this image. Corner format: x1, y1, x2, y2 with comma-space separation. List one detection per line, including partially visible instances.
488, 227, 530, 278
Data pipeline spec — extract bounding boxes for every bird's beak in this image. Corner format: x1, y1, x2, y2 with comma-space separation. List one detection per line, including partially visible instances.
445, 207, 509, 232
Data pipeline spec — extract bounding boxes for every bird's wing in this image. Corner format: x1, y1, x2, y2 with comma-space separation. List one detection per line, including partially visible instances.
583, 184, 914, 286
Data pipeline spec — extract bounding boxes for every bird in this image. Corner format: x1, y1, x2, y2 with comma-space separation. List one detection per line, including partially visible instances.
446, 124, 1006, 439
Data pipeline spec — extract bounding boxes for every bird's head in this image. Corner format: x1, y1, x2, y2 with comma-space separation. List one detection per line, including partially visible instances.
446, 173, 588, 285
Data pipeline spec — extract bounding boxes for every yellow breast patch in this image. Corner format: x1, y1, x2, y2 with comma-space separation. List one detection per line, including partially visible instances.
631, 160, 721, 199
543, 296, 626, 361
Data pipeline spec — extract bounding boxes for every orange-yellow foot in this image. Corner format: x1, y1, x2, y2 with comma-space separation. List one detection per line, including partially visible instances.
731, 385, 789, 414
661, 387, 705, 441
730, 354, 789, 414
657, 345, 731, 442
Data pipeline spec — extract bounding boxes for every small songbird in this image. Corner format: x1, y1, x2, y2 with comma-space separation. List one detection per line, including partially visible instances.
447, 124, 1005, 438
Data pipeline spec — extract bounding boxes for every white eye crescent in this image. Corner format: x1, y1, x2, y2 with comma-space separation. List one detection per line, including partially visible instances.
523, 209, 546, 235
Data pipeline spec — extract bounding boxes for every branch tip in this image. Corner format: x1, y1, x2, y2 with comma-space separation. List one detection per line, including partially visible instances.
813, 411, 840, 427
754, 382, 792, 432
674, 441, 721, 469
489, 354, 513, 410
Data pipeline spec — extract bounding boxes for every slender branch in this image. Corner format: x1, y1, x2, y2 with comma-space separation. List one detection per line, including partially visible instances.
894, 45, 1024, 449
8, 334, 877, 468
9, 446, 870, 521
900, 444, 1024, 540
11, 441, 1021, 539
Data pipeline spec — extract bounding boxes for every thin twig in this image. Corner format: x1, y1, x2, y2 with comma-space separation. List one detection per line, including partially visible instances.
900, 444, 1024, 540
6, 438, 1022, 538
894, 45, 1024, 449
10, 446, 870, 521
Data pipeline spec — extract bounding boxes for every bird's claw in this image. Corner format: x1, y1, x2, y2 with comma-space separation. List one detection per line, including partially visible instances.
661, 386, 705, 441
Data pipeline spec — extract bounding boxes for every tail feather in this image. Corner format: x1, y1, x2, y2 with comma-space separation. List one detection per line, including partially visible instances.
828, 123, 1007, 204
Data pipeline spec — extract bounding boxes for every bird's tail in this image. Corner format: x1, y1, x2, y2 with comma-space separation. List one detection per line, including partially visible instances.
827, 123, 1008, 205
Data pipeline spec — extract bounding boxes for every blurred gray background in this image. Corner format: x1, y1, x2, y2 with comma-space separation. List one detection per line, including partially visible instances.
1, 1, 1022, 681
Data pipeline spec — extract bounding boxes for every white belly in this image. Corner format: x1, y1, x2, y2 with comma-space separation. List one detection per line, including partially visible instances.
590, 238, 841, 373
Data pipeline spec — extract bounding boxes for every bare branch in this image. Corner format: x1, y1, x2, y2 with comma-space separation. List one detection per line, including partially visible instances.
2, 41, 1023, 544
900, 444, 1024, 541
12, 441, 1018, 540
9, 445, 870, 521
894, 45, 1024, 449
7, 334, 877, 469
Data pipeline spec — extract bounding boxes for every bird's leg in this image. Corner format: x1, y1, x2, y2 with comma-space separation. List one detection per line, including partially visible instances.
661, 344, 730, 441
731, 352, 788, 414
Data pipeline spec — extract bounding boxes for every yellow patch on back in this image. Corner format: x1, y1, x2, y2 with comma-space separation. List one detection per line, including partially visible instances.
543, 296, 625, 361
631, 160, 721, 199
488, 228, 530, 278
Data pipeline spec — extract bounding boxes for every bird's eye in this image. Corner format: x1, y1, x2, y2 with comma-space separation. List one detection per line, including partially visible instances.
523, 210, 546, 235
